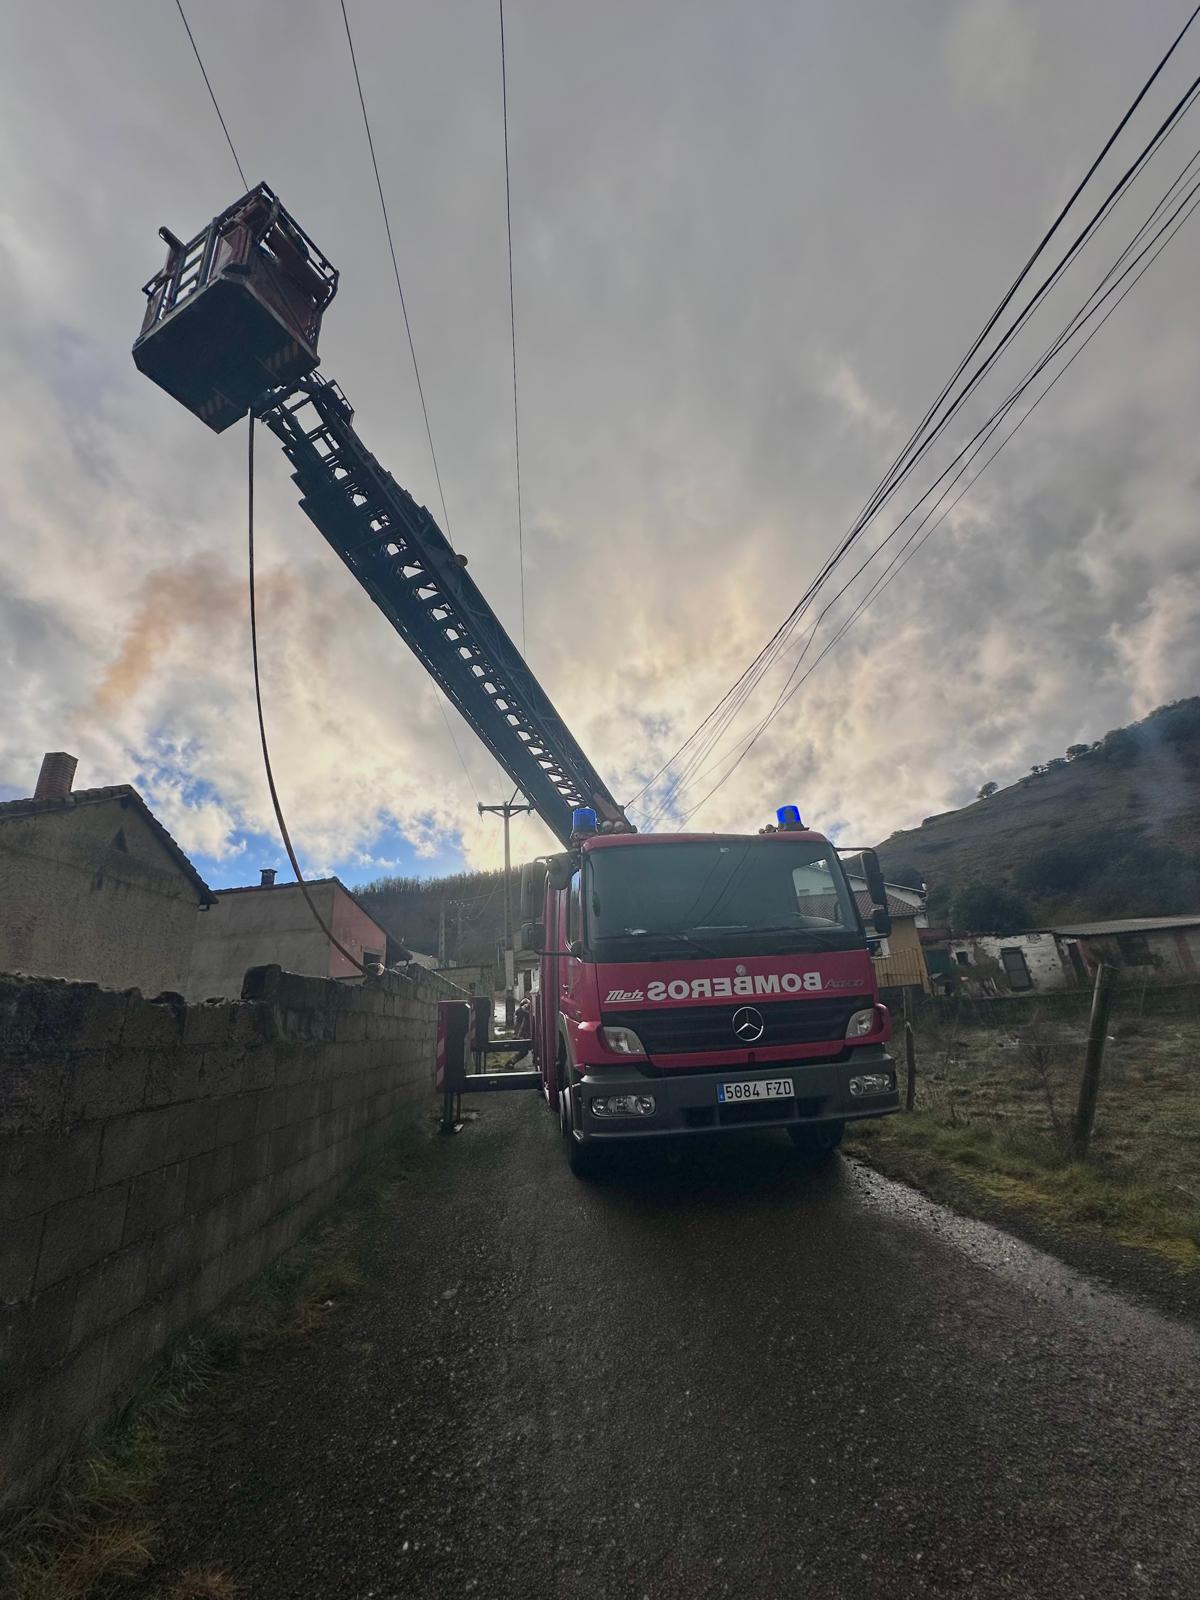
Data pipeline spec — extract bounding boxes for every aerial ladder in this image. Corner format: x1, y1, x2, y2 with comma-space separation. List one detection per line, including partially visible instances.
133, 184, 633, 848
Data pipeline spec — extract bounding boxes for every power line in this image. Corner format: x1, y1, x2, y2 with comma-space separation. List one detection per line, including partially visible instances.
675, 163, 1200, 828
172, 0, 366, 954
171, 0, 247, 189
639, 70, 1200, 829
339, 0, 455, 548
629, 14, 1200, 823
499, 0, 528, 654
653, 123, 1200, 831
438, 697, 480, 803
339, 0, 492, 806
172, 3, 476, 897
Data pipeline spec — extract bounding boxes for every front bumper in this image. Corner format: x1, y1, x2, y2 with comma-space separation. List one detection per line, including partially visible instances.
574, 1044, 898, 1142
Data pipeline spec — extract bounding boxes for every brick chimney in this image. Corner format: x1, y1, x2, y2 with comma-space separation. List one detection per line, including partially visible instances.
34, 752, 78, 800
260, 867, 277, 887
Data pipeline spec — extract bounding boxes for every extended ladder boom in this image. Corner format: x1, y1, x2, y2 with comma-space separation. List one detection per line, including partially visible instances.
131, 183, 629, 847
257, 375, 626, 845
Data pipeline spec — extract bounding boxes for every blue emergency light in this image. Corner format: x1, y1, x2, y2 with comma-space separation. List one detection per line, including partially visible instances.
776, 804, 804, 829
572, 807, 598, 834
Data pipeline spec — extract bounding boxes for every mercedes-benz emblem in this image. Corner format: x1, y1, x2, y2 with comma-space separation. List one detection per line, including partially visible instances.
732, 1006, 765, 1042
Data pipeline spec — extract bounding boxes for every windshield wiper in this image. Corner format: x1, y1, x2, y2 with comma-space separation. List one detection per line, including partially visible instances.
687, 923, 849, 946
749, 924, 850, 946
617, 928, 720, 957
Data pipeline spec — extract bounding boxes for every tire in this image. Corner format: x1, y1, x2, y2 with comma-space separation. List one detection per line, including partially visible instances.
567, 1129, 600, 1179
788, 1120, 845, 1160
560, 1067, 601, 1178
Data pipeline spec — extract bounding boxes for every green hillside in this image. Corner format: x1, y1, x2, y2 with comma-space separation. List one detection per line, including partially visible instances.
355, 868, 508, 967
873, 698, 1200, 926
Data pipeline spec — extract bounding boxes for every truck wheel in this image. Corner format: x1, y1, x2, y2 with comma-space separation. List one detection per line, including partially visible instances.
788, 1120, 845, 1161
567, 1127, 600, 1178
560, 1074, 600, 1178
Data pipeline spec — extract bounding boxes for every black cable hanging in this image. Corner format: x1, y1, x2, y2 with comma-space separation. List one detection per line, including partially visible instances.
247, 416, 366, 972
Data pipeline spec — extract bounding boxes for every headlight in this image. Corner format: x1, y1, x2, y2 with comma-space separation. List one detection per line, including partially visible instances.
849, 1073, 894, 1097
845, 1007, 878, 1039
599, 1025, 646, 1056
591, 1094, 656, 1117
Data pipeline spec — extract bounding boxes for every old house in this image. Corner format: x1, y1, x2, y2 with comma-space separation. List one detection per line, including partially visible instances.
1053, 916, 1200, 983
0, 752, 215, 994
931, 931, 1071, 995
185, 872, 396, 1000
845, 875, 930, 995
923, 915, 1200, 995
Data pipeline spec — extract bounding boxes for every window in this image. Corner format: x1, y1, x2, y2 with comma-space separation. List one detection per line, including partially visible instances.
1116, 932, 1153, 967
999, 947, 1033, 990
955, 950, 971, 968
586, 839, 862, 963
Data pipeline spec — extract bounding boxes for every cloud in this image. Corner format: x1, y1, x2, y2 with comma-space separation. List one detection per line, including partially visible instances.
0, 0, 1196, 886
1110, 576, 1200, 716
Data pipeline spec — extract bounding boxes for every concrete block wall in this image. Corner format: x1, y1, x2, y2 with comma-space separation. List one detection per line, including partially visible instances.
0, 962, 463, 1511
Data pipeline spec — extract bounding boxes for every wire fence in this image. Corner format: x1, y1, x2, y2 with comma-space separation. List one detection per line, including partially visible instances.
892, 977, 1200, 1217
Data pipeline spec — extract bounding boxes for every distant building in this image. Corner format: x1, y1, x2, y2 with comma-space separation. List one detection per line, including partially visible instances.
845, 876, 930, 995
921, 915, 1200, 996
0, 752, 215, 994
927, 930, 1071, 996
186, 873, 397, 1001
1053, 917, 1200, 984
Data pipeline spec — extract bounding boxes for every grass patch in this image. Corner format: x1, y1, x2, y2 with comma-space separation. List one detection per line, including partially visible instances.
849, 1002, 1200, 1270
0, 1129, 432, 1600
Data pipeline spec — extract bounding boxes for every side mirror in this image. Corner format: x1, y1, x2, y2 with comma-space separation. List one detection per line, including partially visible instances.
520, 919, 545, 951
546, 853, 573, 893
567, 939, 585, 959
856, 848, 892, 937
519, 862, 544, 920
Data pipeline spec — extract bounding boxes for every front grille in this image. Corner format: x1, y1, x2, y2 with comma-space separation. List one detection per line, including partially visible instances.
603, 998, 858, 1055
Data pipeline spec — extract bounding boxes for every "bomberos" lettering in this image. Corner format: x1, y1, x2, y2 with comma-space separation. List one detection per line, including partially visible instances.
643, 972, 822, 1001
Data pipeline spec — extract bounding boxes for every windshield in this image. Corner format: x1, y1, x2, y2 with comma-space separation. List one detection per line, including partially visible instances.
586, 840, 863, 961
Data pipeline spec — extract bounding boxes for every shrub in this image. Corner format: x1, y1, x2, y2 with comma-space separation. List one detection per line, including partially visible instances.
950, 883, 1033, 934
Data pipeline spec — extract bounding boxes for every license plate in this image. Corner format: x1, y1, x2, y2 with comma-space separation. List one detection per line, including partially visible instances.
717, 1078, 794, 1103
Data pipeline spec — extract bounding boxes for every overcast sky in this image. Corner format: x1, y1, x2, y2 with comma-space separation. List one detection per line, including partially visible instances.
1, 0, 1197, 889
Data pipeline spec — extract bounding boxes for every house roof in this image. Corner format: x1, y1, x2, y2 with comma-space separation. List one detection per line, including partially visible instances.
1053, 916, 1200, 937
215, 876, 388, 941
845, 873, 925, 910
852, 890, 922, 920
0, 785, 216, 905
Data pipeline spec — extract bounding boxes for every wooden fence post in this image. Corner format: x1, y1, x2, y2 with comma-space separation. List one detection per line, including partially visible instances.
1071, 962, 1117, 1160
904, 1020, 916, 1112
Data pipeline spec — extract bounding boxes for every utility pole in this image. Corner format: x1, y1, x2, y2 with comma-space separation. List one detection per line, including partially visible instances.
478, 797, 535, 1027
438, 898, 447, 966
1072, 962, 1117, 1161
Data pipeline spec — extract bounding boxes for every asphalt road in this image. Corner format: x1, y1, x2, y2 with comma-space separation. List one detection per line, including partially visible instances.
135, 1097, 1200, 1599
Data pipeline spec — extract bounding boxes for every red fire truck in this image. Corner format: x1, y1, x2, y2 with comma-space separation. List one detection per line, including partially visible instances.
527, 808, 898, 1175
132, 188, 899, 1176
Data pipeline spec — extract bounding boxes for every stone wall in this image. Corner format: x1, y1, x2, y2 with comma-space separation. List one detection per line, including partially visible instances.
0, 962, 462, 1512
